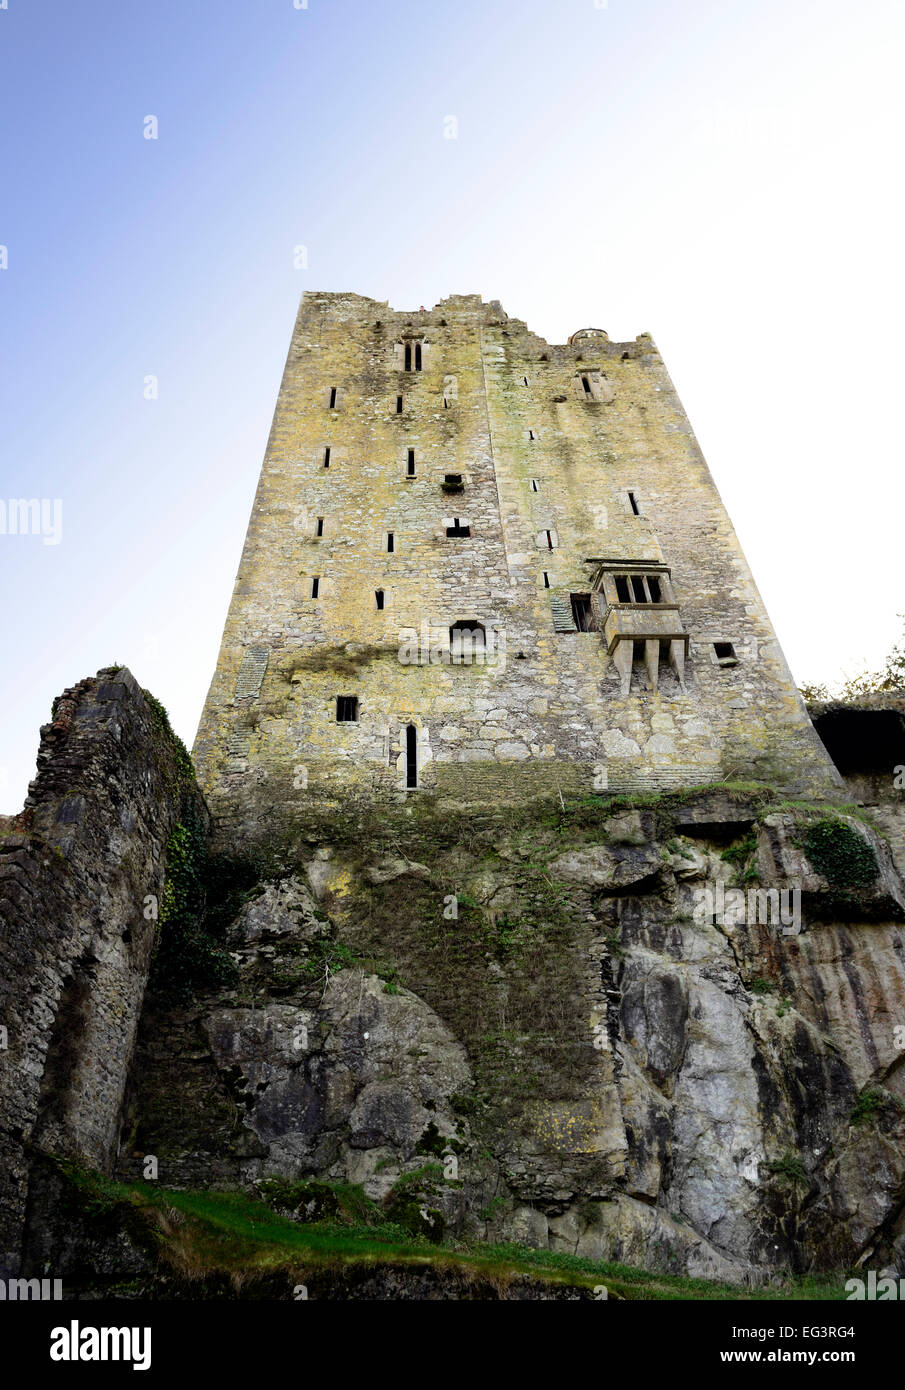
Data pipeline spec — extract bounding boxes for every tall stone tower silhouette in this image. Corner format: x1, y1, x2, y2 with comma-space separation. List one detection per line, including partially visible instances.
193, 291, 839, 828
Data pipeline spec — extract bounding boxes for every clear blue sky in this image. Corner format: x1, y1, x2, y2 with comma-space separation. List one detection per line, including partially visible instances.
1, 0, 903, 810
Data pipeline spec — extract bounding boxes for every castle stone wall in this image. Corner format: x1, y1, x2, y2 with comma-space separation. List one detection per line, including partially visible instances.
193, 291, 840, 828
0, 668, 205, 1274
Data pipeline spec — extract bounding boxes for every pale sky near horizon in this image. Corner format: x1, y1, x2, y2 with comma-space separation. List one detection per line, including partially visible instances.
0, 0, 903, 811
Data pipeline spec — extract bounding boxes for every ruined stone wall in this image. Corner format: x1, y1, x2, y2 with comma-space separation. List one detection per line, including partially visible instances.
193, 291, 839, 835
0, 668, 206, 1274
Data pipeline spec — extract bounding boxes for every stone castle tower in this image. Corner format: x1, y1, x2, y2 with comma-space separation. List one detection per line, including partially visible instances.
193, 291, 839, 821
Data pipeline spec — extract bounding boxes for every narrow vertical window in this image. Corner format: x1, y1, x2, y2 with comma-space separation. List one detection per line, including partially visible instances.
628, 490, 640, 516
396, 395, 403, 413
405, 723, 418, 788
315, 517, 324, 537
545, 529, 554, 550
523, 375, 529, 386
415, 342, 422, 371
581, 375, 592, 397
387, 532, 395, 553
329, 386, 337, 408
311, 576, 320, 598
375, 589, 385, 610
404, 343, 412, 371
543, 571, 550, 588
407, 449, 416, 477
570, 594, 595, 631
323, 447, 331, 468
528, 429, 536, 441
531, 479, 539, 492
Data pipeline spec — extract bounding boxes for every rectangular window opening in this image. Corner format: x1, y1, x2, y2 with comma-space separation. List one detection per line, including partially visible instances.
630, 575, 648, 603
531, 479, 539, 492
523, 376, 529, 386
375, 589, 385, 611
528, 429, 536, 441
386, 532, 395, 553
405, 723, 418, 789
628, 490, 640, 516
570, 594, 595, 632
311, 576, 320, 598
396, 395, 403, 414
315, 517, 324, 537
545, 529, 554, 550
615, 575, 631, 603
329, 387, 337, 409
415, 342, 422, 371
714, 641, 738, 664
336, 695, 358, 722
647, 575, 662, 603
582, 375, 592, 397
323, 447, 331, 468
407, 449, 416, 477
543, 571, 550, 588
404, 343, 412, 371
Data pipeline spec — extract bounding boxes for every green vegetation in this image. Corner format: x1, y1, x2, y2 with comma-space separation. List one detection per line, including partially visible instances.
300, 936, 358, 985
763, 1152, 809, 1187
850, 1086, 904, 1127
150, 816, 262, 1005
52, 1162, 853, 1301
142, 687, 196, 791
258, 1177, 381, 1225
721, 831, 760, 883
801, 818, 879, 890
800, 618, 905, 702
151, 803, 238, 1001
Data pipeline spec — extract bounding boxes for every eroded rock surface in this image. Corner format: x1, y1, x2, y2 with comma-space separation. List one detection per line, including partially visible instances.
116, 792, 905, 1283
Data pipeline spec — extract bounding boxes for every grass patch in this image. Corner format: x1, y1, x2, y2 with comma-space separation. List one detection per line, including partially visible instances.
54, 1164, 853, 1300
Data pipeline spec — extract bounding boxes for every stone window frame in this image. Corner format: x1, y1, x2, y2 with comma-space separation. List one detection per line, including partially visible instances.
569, 592, 600, 633
448, 619, 487, 664
711, 641, 740, 667
575, 369, 607, 403
600, 568, 674, 607
335, 695, 360, 723
396, 337, 428, 372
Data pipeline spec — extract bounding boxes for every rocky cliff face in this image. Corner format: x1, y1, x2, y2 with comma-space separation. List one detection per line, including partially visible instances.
3, 670, 905, 1290
119, 787, 905, 1284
